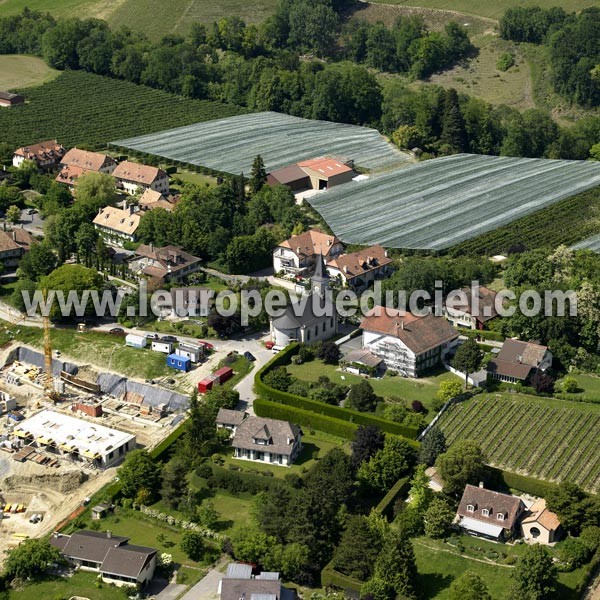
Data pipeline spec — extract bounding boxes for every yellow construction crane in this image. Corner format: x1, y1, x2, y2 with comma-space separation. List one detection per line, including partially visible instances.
43, 311, 53, 398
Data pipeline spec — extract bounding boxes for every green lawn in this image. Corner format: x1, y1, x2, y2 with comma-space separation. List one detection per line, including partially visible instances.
413, 535, 587, 599
557, 374, 600, 403
287, 359, 461, 414
9, 570, 128, 600
173, 169, 218, 188
0, 55, 59, 90
0, 320, 175, 379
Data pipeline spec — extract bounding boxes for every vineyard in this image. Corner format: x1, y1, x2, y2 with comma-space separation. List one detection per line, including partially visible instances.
437, 394, 600, 493
0, 71, 245, 150
112, 111, 411, 174
450, 187, 600, 256
307, 154, 600, 251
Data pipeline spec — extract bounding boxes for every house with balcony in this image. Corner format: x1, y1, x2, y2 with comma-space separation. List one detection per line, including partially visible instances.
128, 244, 202, 284
93, 205, 141, 247
326, 245, 393, 290
273, 229, 343, 278
360, 308, 458, 378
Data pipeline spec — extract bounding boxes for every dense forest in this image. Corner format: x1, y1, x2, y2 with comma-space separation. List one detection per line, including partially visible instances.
0, 2, 599, 159
500, 6, 600, 107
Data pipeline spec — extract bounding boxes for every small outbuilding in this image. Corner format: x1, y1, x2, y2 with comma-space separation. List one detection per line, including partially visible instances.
521, 498, 562, 545
0, 92, 25, 108
125, 334, 147, 349
151, 340, 173, 354
91, 503, 112, 520
175, 342, 204, 363
166, 354, 191, 372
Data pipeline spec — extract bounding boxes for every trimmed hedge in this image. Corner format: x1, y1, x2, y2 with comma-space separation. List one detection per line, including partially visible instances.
254, 398, 360, 440
321, 560, 363, 593
489, 466, 559, 498
375, 476, 411, 519
458, 327, 504, 342
255, 345, 420, 441
208, 463, 289, 495
150, 422, 187, 461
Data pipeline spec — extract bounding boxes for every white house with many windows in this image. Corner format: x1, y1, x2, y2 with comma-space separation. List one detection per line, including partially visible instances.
360, 308, 458, 378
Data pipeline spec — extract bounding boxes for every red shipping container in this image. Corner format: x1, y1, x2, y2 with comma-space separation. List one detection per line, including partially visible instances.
198, 375, 217, 393
76, 403, 102, 417
213, 366, 233, 384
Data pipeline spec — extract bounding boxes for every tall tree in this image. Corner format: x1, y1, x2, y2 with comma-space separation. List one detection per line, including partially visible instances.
160, 457, 189, 508
358, 436, 415, 492
435, 439, 486, 496
451, 337, 483, 388
448, 571, 492, 600
508, 544, 557, 600
419, 427, 447, 466
3, 538, 61, 582
250, 154, 267, 194
351, 424, 385, 469
374, 529, 418, 599
118, 449, 161, 502
440, 88, 467, 153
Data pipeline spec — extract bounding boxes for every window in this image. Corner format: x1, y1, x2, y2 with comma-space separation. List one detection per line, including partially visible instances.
482, 509, 490, 517
307, 330, 310, 341
322, 322, 326, 332
497, 513, 505, 521
467, 504, 475, 513
315, 326, 318, 336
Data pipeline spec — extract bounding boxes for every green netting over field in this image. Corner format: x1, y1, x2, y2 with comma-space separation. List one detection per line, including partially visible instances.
306, 153, 600, 250
111, 111, 410, 173
572, 233, 600, 253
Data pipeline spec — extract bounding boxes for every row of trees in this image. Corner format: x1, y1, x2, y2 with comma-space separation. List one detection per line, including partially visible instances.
500, 6, 600, 107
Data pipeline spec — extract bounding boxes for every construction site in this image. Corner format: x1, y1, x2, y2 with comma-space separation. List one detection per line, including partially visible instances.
0, 316, 191, 562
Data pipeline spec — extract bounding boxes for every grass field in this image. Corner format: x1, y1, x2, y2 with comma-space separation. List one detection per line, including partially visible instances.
0, 70, 244, 150
413, 535, 586, 599
436, 392, 600, 493
0, 55, 59, 90
0, 0, 120, 19
557, 374, 600, 403
368, 0, 600, 21
287, 359, 459, 415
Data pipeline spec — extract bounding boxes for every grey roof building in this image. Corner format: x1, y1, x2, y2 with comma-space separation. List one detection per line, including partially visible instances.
219, 563, 296, 600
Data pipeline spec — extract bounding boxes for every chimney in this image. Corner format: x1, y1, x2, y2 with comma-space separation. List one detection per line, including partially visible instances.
479, 481, 484, 489
297, 246, 301, 255
327, 239, 332, 246
343, 266, 348, 274
12, 230, 16, 241
384, 250, 389, 258
106, 530, 112, 539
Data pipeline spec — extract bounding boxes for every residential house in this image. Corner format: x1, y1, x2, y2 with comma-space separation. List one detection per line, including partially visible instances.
218, 563, 296, 600
360, 308, 458, 378
137, 188, 176, 212
326, 245, 393, 290
0, 228, 35, 268
232, 416, 302, 466
55, 148, 116, 190
128, 245, 202, 284
457, 483, 525, 541
50, 530, 156, 587
112, 161, 169, 195
443, 285, 498, 330
216, 408, 247, 435
273, 229, 343, 278
13, 140, 65, 169
0, 92, 25, 108
270, 254, 338, 346
93, 206, 141, 247
487, 339, 553, 384
521, 498, 562, 545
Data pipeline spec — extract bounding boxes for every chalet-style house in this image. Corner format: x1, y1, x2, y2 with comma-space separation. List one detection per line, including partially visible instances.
0, 91, 24, 107
13, 140, 65, 169
93, 206, 141, 246
50, 530, 156, 588
0, 229, 35, 267
443, 285, 498, 330
112, 161, 169, 195
487, 339, 553, 384
55, 148, 116, 190
218, 563, 297, 600
270, 254, 338, 346
360, 308, 458, 378
128, 244, 202, 284
326, 245, 393, 290
137, 188, 177, 212
216, 408, 247, 435
231, 416, 302, 466
521, 498, 562, 545
457, 483, 525, 541
273, 229, 343, 278
267, 157, 354, 191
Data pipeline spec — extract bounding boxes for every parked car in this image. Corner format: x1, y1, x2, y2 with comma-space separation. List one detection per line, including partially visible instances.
109, 327, 126, 336
271, 345, 285, 353
161, 335, 178, 343
265, 341, 275, 350
243, 351, 256, 362
26, 208, 37, 215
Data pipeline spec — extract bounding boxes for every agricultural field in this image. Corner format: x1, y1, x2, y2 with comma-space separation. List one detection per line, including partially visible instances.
0, 0, 118, 19
307, 154, 600, 250
451, 187, 600, 256
111, 111, 411, 174
0, 55, 59, 90
436, 393, 600, 493
0, 70, 244, 150
368, 0, 600, 21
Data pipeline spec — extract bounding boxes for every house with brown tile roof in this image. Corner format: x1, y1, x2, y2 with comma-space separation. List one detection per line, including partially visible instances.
521, 498, 562, 545
112, 161, 169, 195
56, 149, 116, 190
326, 245, 393, 290
50, 530, 156, 588
457, 483, 526, 541
93, 206, 141, 246
360, 308, 458, 378
0, 228, 36, 267
443, 285, 499, 330
232, 416, 302, 466
273, 228, 343, 278
487, 338, 553, 384
13, 140, 65, 169
128, 244, 202, 283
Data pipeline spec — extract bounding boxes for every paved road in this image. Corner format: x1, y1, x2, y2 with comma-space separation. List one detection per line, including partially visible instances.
178, 568, 222, 600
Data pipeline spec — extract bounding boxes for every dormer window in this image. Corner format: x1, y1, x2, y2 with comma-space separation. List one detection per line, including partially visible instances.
482, 508, 490, 517
467, 504, 475, 513
497, 513, 505, 521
